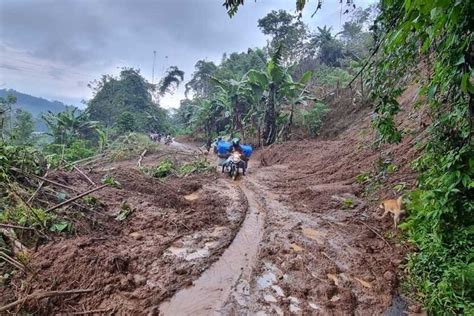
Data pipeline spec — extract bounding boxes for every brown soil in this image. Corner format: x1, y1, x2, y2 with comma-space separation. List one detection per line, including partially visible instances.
1, 87, 424, 315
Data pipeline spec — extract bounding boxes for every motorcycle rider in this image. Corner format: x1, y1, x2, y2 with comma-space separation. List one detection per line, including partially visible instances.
226, 138, 247, 175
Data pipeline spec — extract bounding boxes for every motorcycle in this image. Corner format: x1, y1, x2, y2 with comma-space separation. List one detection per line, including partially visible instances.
227, 152, 245, 180
164, 136, 173, 145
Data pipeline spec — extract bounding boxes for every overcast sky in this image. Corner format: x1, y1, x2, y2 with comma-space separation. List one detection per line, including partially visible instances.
0, 0, 375, 108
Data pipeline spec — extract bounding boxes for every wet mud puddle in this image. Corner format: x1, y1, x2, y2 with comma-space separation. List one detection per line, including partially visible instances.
159, 183, 265, 315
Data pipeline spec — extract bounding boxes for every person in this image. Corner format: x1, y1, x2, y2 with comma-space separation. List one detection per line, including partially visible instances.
224, 138, 247, 175
165, 134, 172, 145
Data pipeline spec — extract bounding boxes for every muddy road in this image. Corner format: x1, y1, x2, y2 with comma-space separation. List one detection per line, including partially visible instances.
158, 148, 408, 315
2, 141, 409, 315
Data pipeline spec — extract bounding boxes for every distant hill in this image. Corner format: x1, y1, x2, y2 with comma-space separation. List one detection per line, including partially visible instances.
0, 89, 74, 131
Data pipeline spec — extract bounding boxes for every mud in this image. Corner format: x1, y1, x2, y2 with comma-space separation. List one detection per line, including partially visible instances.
3, 149, 248, 314
2, 89, 423, 314
160, 184, 263, 315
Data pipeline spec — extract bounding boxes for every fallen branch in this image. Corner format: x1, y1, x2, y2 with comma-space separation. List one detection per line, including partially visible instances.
0, 223, 34, 230
137, 149, 147, 168
47, 185, 108, 212
0, 289, 93, 312
356, 219, 392, 248
69, 309, 110, 315
0, 228, 29, 255
73, 166, 96, 187
11, 168, 77, 192
27, 170, 49, 204
0, 251, 26, 272
71, 153, 106, 165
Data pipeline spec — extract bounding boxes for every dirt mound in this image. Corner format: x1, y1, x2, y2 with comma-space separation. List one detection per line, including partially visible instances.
4, 153, 248, 314
237, 86, 425, 314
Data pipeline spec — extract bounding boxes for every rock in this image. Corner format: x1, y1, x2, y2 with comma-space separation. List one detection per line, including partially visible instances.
383, 270, 396, 281
175, 267, 188, 275
364, 230, 376, 238
103, 284, 113, 295
129, 232, 144, 240
134, 274, 147, 286
272, 285, 285, 297
263, 294, 278, 303
289, 304, 301, 313
391, 258, 403, 266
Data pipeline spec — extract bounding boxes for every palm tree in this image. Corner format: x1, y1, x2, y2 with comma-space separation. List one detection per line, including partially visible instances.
158, 66, 185, 96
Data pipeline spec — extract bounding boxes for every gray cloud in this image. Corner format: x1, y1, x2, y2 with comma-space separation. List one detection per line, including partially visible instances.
0, 0, 375, 107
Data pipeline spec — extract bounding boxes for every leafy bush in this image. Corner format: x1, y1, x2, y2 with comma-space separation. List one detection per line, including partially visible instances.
153, 159, 174, 178
108, 132, 159, 161
177, 159, 213, 176
299, 102, 329, 136
43, 139, 96, 166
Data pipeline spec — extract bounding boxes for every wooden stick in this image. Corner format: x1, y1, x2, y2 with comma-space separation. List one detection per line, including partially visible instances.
0, 251, 26, 272
68, 309, 110, 315
47, 185, 108, 212
71, 153, 106, 165
27, 170, 48, 204
73, 166, 96, 186
0, 289, 93, 312
0, 223, 34, 230
137, 149, 147, 167
356, 219, 392, 248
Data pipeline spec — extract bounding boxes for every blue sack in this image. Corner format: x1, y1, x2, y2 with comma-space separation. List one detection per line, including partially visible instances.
217, 141, 231, 156
241, 144, 253, 158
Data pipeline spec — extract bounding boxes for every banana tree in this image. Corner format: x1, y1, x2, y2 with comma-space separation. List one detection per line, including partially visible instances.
247, 46, 313, 145
42, 108, 100, 146
188, 98, 226, 145
210, 75, 253, 140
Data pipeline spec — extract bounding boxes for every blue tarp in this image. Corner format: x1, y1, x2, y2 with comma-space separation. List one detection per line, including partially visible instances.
241, 144, 253, 158
217, 141, 253, 158
217, 141, 232, 155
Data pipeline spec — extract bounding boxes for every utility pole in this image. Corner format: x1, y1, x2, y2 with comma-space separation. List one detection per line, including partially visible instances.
152, 50, 156, 85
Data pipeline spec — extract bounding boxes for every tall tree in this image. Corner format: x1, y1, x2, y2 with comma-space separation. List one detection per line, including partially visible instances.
247, 47, 312, 145
87, 67, 182, 133
258, 10, 308, 64
308, 26, 343, 66
11, 109, 34, 145
185, 60, 218, 98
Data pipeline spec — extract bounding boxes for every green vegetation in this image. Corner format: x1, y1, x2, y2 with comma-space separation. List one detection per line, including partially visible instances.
175, 4, 373, 145
151, 158, 212, 179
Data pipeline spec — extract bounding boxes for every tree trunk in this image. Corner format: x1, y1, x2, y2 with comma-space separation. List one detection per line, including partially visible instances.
234, 100, 245, 141
263, 85, 277, 145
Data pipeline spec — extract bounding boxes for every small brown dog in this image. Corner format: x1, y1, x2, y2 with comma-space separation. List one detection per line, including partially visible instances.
378, 196, 404, 228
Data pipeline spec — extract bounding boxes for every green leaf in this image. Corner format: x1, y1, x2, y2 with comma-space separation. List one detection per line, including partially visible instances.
299, 71, 313, 85
460, 73, 468, 92
50, 220, 69, 232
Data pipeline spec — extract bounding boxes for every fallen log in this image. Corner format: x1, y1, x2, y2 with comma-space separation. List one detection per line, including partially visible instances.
0, 289, 93, 312
47, 185, 108, 212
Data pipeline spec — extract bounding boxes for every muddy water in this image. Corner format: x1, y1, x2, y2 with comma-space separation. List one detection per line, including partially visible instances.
159, 184, 265, 315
